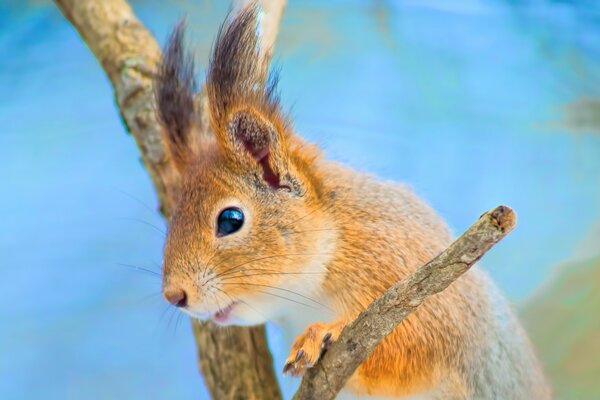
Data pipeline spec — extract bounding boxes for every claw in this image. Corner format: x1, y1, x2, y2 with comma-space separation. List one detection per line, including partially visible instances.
284, 321, 347, 378
295, 348, 305, 364
283, 362, 293, 374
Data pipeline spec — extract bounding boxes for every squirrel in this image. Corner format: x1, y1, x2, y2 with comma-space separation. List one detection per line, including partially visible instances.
156, 6, 550, 399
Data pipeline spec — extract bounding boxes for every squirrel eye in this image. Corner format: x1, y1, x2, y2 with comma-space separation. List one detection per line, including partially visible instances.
217, 207, 244, 236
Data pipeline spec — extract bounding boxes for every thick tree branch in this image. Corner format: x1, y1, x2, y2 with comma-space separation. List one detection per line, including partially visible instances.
293, 205, 517, 400
53, 0, 285, 398
54, 0, 175, 213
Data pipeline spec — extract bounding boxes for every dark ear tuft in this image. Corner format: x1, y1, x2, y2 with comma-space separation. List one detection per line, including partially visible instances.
205, 5, 294, 189
205, 5, 282, 134
155, 19, 197, 169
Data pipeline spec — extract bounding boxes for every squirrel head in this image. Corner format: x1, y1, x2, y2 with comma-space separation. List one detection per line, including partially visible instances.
155, 7, 334, 325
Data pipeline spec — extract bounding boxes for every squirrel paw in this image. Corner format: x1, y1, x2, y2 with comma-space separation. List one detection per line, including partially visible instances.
283, 320, 346, 376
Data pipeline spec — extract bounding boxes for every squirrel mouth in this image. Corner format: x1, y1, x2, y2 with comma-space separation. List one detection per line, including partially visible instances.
212, 302, 238, 324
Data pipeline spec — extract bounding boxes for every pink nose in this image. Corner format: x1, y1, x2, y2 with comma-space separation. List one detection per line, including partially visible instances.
164, 288, 187, 307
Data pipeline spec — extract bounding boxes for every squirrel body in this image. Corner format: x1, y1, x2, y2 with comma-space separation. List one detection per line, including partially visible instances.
157, 7, 550, 399
283, 162, 549, 399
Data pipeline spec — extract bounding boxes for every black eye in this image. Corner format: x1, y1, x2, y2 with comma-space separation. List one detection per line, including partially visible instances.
217, 207, 244, 236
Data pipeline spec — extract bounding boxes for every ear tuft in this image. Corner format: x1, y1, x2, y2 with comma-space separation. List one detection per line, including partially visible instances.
205, 5, 282, 135
205, 5, 312, 193
155, 19, 198, 170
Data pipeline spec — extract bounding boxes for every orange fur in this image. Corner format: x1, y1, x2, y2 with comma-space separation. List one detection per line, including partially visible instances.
157, 6, 550, 399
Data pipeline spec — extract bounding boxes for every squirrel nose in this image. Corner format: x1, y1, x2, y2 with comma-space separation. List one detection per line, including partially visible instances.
164, 287, 188, 307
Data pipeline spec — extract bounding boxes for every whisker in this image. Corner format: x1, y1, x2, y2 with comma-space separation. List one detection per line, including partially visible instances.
234, 298, 268, 321
207, 252, 333, 284
202, 289, 270, 326
204, 252, 218, 268
137, 291, 164, 304
254, 290, 324, 311
237, 299, 268, 320
222, 282, 331, 310
197, 251, 221, 282
115, 189, 161, 217
166, 306, 178, 335
159, 303, 174, 325
152, 303, 175, 341
218, 269, 326, 282
115, 217, 166, 237
174, 311, 186, 335
214, 287, 235, 304
197, 251, 239, 283
213, 288, 266, 320
117, 263, 161, 278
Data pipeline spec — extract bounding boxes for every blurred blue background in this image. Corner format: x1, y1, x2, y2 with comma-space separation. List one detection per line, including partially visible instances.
1, 0, 599, 399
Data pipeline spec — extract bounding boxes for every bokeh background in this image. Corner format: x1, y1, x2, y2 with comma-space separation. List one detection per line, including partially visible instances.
1, 0, 599, 399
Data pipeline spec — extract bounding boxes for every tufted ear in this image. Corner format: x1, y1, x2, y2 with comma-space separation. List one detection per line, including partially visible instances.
205, 6, 305, 192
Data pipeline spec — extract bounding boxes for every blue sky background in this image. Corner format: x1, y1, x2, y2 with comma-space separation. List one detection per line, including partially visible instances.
1, 0, 599, 399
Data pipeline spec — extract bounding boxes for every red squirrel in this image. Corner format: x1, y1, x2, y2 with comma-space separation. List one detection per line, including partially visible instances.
157, 7, 550, 399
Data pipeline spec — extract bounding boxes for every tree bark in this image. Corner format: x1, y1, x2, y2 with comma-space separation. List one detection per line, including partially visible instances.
293, 205, 517, 400
53, 0, 284, 398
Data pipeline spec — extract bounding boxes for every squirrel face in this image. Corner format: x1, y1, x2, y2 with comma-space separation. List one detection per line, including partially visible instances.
157, 12, 333, 325
161, 146, 333, 325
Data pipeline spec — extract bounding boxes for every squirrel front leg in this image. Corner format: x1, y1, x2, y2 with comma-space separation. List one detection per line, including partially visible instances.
283, 319, 348, 376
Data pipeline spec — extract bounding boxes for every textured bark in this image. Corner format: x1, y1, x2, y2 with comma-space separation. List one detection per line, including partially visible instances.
54, 0, 176, 213
53, 0, 283, 398
293, 205, 517, 400
193, 323, 282, 400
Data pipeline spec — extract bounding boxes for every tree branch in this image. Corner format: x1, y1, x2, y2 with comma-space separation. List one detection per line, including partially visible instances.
293, 205, 517, 400
53, 0, 285, 398
54, 0, 176, 212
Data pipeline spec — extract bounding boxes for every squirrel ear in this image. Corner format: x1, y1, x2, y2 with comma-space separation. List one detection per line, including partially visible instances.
227, 109, 290, 190
205, 5, 309, 194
